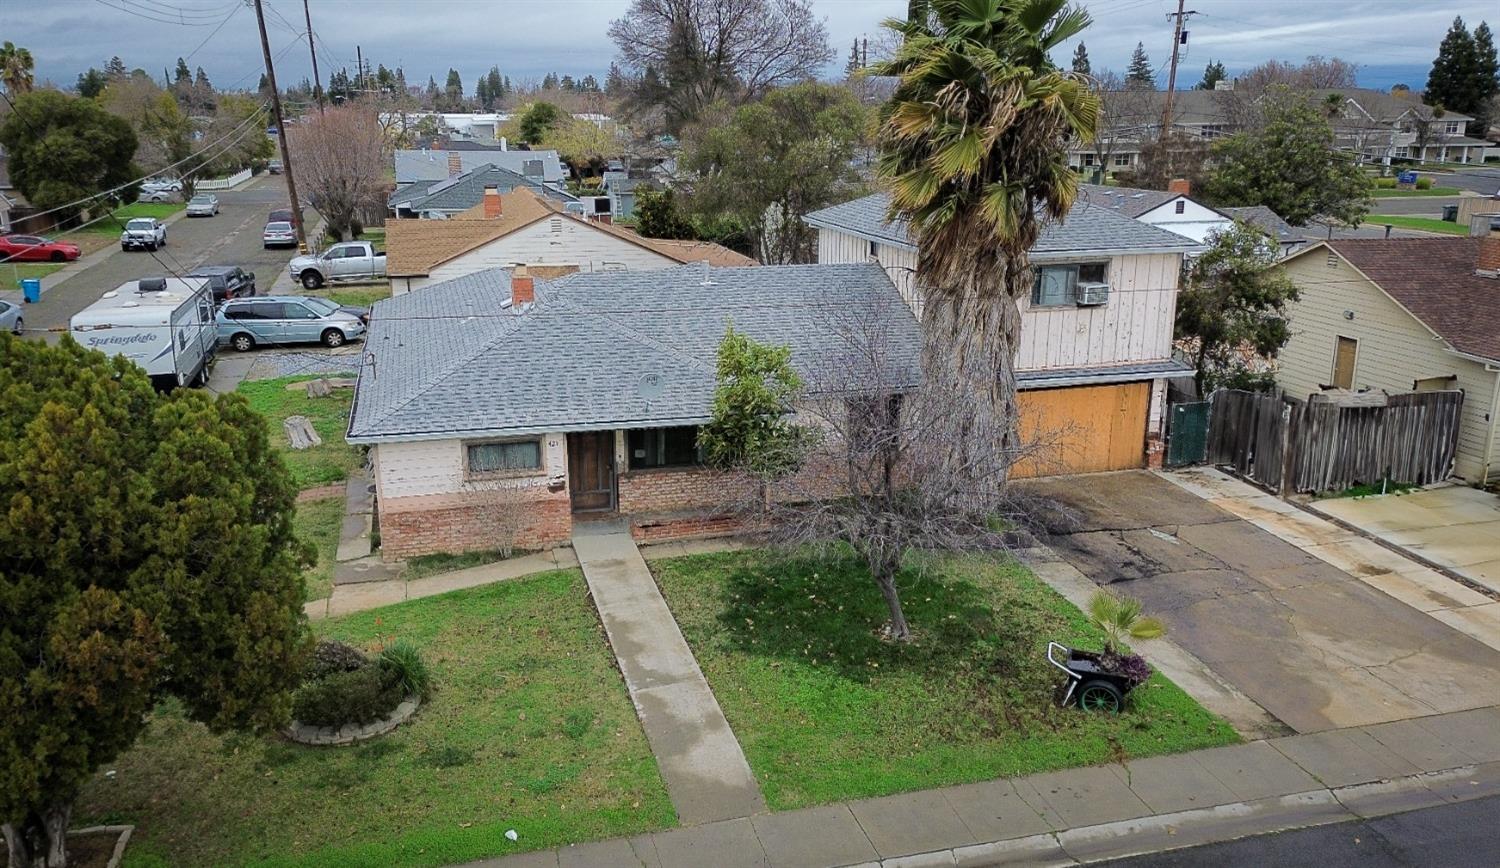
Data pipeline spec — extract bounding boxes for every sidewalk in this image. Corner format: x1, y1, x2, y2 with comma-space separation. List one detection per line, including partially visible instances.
302, 546, 580, 620
0, 208, 191, 307
572, 524, 766, 826
470, 704, 1500, 868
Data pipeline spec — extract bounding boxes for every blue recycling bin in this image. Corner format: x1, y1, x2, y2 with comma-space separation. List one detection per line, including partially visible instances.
20, 278, 41, 303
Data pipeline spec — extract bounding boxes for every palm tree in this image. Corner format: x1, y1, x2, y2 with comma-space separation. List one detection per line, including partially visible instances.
1086, 590, 1165, 656
872, 0, 1100, 496
0, 42, 35, 96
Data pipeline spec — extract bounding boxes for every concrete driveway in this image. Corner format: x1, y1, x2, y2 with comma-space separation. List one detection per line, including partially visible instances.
1026, 472, 1500, 734
1312, 487, 1500, 595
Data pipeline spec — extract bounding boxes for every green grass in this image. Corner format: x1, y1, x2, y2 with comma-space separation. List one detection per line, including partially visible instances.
74, 571, 675, 867
236, 375, 363, 490
652, 549, 1240, 810
293, 496, 345, 601
1365, 215, 1469, 235
1318, 479, 1421, 500
1370, 186, 1461, 197
0, 261, 65, 292
320, 285, 391, 308
402, 549, 513, 581
75, 201, 186, 236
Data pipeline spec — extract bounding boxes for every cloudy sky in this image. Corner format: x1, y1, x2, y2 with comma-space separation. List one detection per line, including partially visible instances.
9, 0, 1496, 95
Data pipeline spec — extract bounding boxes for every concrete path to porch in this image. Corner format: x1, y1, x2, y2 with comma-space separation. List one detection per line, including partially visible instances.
572, 523, 767, 826
1025, 469, 1500, 734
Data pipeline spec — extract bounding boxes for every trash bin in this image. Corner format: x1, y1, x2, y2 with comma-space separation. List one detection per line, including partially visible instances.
1441, 204, 1458, 223
20, 278, 41, 303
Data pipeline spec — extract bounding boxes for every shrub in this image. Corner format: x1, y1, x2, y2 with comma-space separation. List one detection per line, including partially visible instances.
1374, 176, 1397, 189
379, 640, 432, 700
305, 639, 368, 681
1101, 652, 1153, 687
1415, 177, 1433, 190
292, 663, 405, 727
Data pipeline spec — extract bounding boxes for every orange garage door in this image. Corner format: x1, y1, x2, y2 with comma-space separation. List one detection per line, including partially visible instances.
1012, 382, 1151, 478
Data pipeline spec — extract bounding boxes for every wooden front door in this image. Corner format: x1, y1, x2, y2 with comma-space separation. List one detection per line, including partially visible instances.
568, 432, 615, 512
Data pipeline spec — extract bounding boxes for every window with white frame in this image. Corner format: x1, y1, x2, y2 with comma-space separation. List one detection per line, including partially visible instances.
1444, 121, 1462, 135
466, 439, 543, 475
1032, 262, 1108, 307
1113, 153, 1132, 167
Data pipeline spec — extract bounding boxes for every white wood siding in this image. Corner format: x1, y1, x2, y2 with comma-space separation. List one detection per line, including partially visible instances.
393, 219, 679, 294
817, 229, 1181, 371
1277, 251, 1500, 482
375, 434, 567, 500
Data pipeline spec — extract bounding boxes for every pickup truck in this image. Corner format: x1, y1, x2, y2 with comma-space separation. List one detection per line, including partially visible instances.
120, 217, 168, 251
288, 241, 387, 289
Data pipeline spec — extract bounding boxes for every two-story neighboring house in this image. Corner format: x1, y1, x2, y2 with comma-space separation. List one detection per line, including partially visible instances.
805, 192, 1200, 475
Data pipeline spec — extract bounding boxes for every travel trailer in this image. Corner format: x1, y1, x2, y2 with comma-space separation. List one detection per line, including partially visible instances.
69, 277, 217, 389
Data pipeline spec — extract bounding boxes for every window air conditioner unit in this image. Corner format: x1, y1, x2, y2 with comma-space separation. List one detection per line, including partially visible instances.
1076, 282, 1110, 306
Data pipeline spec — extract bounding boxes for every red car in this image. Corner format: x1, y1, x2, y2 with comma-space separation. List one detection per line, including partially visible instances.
0, 234, 82, 263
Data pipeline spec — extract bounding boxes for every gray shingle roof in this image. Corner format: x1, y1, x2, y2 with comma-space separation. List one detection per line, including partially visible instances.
1078, 184, 1182, 218
348, 263, 919, 442
388, 164, 577, 212
803, 192, 1200, 258
394, 148, 565, 184
1220, 206, 1304, 245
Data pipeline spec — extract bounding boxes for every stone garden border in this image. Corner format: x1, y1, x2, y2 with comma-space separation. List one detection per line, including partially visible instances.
284, 696, 420, 746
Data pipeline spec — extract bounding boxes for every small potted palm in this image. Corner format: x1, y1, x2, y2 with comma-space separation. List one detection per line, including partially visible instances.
1047, 590, 1165, 713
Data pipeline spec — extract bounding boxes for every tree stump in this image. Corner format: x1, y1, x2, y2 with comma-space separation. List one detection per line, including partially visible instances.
284, 416, 322, 449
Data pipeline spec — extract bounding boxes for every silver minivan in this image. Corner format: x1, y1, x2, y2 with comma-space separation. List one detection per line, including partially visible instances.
217, 295, 367, 351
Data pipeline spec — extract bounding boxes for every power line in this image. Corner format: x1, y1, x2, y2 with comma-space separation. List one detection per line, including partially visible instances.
181, 4, 242, 64
88, 0, 234, 26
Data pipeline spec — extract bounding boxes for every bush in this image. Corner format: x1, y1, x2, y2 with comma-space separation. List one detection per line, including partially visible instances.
292, 662, 405, 727
1415, 177, 1433, 190
379, 640, 432, 700
305, 639, 368, 681
1100, 652, 1153, 688
1374, 177, 1397, 189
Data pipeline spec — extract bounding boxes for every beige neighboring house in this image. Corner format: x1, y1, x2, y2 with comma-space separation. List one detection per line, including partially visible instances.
805, 192, 1199, 476
1276, 235, 1500, 484
385, 187, 754, 293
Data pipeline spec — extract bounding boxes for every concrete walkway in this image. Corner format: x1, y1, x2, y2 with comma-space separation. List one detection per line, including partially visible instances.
471, 704, 1500, 868
303, 547, 580, 620
572, 525, 766, 826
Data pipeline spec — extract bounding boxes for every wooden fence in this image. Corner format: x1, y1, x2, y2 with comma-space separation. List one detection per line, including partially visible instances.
1205, 389, 1464, 494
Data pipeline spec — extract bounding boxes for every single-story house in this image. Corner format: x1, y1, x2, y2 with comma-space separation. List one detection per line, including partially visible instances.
394, 147, 566, 186
347, 262, 919, 558
385, 187, 755, 294
1080, 182, 1304, 254
602, 171, 643, 220
388, 163, 578, 219
805, 191, 1200, 476
1276, 235, 1500, 484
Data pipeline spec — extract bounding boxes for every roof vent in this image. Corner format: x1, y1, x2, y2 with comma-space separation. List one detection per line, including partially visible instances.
138, 277, 168, 293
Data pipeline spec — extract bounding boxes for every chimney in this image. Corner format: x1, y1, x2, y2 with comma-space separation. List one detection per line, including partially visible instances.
483, 185, 502, 219
499, 136, 508, 152
1167, 178, 1191, 196
510, 265, 534, 306
447, 152, 462, 178
1477, 229, 1500, 278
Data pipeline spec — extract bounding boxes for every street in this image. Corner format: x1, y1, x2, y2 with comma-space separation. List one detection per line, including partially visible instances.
1098, 793, 1500, 868
19, 173, 303, 337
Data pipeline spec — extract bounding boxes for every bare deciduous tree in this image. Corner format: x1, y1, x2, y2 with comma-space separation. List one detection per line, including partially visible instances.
288, 105, 390, 241
608, 0, 833, 131
718, 301, 1056, 640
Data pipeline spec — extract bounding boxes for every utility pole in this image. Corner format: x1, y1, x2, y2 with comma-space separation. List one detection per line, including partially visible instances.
355, 45, 364, 93
302, 0, 324, 114
252, 0, 308, 253
1161, 0, 1198, 137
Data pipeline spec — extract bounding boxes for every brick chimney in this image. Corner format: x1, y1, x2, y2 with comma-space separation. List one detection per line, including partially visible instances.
1477, 228, 1500, 278
510, 265, 534, 307
1167, 178, 1191, 196
447, 152, 463, 178
483, 185, 502, 219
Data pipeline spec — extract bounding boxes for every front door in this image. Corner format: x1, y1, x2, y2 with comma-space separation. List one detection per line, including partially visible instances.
568, 432, 615, 512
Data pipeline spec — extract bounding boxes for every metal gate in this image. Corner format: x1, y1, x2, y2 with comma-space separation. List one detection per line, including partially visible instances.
1166, 401, 1210, 467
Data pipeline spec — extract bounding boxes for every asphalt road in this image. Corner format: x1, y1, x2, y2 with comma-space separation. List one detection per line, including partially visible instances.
1098, 794, 1500, 868
24, 173, 302, 336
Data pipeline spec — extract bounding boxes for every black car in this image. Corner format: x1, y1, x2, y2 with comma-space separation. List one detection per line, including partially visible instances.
186, 265, 257, 302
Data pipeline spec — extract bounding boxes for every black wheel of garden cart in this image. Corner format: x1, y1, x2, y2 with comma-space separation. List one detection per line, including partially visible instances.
1077, 679, 1124, 714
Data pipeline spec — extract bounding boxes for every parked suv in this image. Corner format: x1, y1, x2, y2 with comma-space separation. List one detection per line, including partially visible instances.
217, 296, 367, 351
120, 218, 167, 251
186, 265, 256, 302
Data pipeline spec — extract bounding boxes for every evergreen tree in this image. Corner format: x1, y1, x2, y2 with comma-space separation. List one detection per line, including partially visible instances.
1071, 42, 1090, 76
174, 57, 191, 84
1426, 17, 1478, 115
1197, 60, 1226, 90
1126, 42, 1154, 87
105, 55, 128, 79
542, 71, 559, 90
485, 66, 503, 106
443, 68, 463, 109
475, 74, 491, 110
425, 74, 439, 106
846, 38, 862, 76
605, 62, 626, 95
579, 74, 600, 92
1471, 22, 1499, 134
76, 68, 108, 99
395, 66, 408, 93
194, 66, 211, 91
560, 74, 576, 91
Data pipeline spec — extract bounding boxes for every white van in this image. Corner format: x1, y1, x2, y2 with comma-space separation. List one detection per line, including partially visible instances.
70, 277, 218, 389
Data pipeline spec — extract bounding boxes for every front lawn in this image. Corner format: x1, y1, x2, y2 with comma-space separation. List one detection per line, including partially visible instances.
321, 285, 391, 309
74, 201, 186, 237
236, 374, 363, 489
653, 549, 1239, 810
0, 261, 65, 292
1371, 186, 1461, 197
1365, 215, 1470, 235
402, 548, 512, 582
74, 571, 675, 867
293, 495, 345, 601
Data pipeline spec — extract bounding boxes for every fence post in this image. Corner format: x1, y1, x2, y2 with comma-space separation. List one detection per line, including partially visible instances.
1278, 401, 1295, 497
